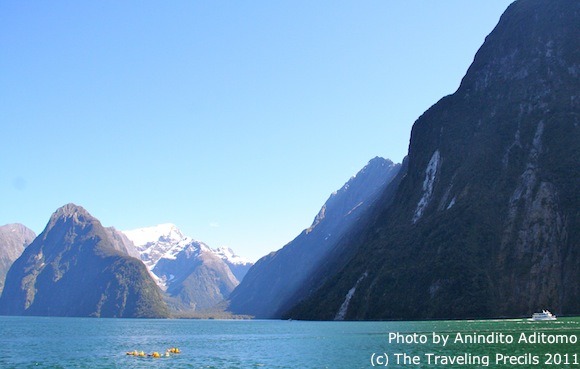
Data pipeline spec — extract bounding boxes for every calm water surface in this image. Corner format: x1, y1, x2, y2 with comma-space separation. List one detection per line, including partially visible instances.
0, 316, 577, 368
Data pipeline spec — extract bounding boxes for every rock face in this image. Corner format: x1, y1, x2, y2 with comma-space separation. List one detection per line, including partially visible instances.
0, 224, 36, 294
228, 157, 401, 318
0, 204, 169, 318
123, 224, 241, 312
290, 0, 580, 320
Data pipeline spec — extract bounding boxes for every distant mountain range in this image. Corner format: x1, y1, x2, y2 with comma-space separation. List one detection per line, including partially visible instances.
123, 224, 252, 312
0, 154, 393, 318
0, 206, 253, 317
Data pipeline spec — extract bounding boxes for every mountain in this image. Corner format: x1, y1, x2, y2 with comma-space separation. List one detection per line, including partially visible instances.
213, 247, 253, 282
228, 157, 401, 318
123, 224, 243, 311
0, 224, 36, 294
0, 204, 169, 318
123, 223, 190, 275
290, 0, 580, 320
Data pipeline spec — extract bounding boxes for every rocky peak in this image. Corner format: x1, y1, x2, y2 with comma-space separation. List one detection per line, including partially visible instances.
123, 224, 202, 271
460, 0, 578, 95
0, 205, 168, 317
309, 157, 399, 231
47, 203, 95, 228
51, 203, 90, 218
214, 246, 252, 266
0, 224, 36, 251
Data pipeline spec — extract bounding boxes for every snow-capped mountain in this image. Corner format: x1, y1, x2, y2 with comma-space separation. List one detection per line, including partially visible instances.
214, 246, 251, 265
214, 247, 253, 282
123, 224, 252, 311
123, 223, 204, 272
123, 224, 252, 278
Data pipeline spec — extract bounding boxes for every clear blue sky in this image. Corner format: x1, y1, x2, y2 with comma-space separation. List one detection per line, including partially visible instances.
1, 1, 513, 261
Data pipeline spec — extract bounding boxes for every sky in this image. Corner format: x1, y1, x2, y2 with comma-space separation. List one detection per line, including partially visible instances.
1, 1, 514, 261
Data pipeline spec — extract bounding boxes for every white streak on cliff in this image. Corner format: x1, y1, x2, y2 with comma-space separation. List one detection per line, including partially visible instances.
413, 150, 440, 223
334, 272, 368, 321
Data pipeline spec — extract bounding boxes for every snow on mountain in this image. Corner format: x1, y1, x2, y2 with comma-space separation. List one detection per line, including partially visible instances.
123, 223, 205, 270
214, 247, 252, 266
122, 224, 252, 285
214, 247, 253, 282
122, 224, 247, 310
123, 223, 184, 248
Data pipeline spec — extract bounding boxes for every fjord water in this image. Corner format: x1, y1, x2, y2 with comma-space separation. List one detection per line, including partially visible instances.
0, 316, 577, 368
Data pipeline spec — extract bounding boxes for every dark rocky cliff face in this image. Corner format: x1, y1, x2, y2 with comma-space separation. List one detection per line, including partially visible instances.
0, 204, 168, 318
0, 224, 36, 294
290, 0, 579, 320
228, 157, 400, 318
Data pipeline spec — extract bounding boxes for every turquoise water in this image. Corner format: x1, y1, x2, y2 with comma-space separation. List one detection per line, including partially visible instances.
0, 316, 577, 368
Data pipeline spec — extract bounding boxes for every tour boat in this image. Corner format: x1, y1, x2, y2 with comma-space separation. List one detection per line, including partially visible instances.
530, 310, 556, 321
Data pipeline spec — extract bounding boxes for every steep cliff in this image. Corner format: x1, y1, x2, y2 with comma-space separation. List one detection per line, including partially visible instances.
229, 157, 400, 318
290, 0, 579, 320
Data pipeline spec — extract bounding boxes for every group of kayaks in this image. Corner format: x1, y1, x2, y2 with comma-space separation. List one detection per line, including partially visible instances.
126, 347, 181, 358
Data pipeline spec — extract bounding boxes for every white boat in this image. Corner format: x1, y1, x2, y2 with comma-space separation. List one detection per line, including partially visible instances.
530, 310, 556, 321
